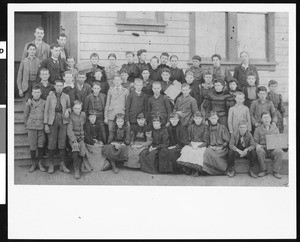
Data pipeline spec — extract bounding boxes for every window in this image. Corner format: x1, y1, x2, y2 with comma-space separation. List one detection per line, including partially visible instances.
116, 11, 167, 33
190, 12, 276, 70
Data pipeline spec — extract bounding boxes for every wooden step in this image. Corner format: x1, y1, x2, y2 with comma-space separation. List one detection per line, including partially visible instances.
14, 134, 29, 146
15, 112, 24, 122
14, 103, 25, 112
14, 123, 26, 132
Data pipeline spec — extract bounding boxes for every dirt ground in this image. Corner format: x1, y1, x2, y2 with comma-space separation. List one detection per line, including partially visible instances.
14, 159, 288, 187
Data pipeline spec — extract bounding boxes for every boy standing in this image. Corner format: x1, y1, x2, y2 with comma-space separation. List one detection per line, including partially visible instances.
86, 53, 107, 86
44, 79, 71, 174
23, 86, 46, 172
254, 112, 284, 179
67, 100, 86, 179
227, 92, 251, 134
38, 43, 68, 84
75, 71, 92, 108
35, 68, 54, 100
84, 81, 107, 143
173, 83, 198, 127
227, 120, 258, 178
121, 51, 139, 83
250, 86, 277, 130
147, 81, 172, 127
21, 26, 50, 61
125, 78, 148, 127
17, 43, 41, 100
104, 75, 129, 132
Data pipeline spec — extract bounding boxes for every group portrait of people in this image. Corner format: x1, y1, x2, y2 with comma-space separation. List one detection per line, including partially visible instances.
17, 26, 287, 181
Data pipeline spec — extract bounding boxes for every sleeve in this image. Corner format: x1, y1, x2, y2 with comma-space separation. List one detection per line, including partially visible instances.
173, 98, 179, 112
233, 66, 238, 81
249, 101, 258, 125
83, 95, 90, 114
246, 107, 252, 132
180, 69, 185, 84
67, 118, 77, 143
125, 93, 132, 123
86, 85, 92, 98
254, 66, 260, 86
107, 123, 115, 144
84, 123, 95, 145
270, 102, 278, 124
191, 98, 199, 114
278, 94, 286, 117
21, 43, 28, 60
124, 125, 131, 145
156, 128, 169, 149
202, 95, 211, 120
104, 90, 112, 120
229, 133, 237, 151
65, 94, 71, 114
23, 101, 30, 127
248, 133, 256, 151
227, 107, 234, 133
17, 60, 24, 90
44, 95, 50, 124
178, 126, 190, 147
253, 128, 260, 144
225, 67, 232, 84
146, 98, 151, 123
164, 96, 172, 121
221, 125, 231, 146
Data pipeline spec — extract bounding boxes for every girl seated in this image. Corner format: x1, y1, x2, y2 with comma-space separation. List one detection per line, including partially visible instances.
124, 113, 152, 169
176, 111, 209, 176
139, 116, 169, 174
101, 113, 130, 174
202, 111, 231, 175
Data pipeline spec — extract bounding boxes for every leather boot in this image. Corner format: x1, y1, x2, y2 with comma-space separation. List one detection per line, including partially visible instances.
59, 149, 70, 173
28, 150, 37, 173
48, 149, 55, 174
249, 168, 258, 178
37, 148, 46, 172
110, 160, 119, 174
72, 152, 81, 179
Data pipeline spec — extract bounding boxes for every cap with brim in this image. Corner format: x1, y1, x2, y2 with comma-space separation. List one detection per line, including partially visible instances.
192, 55, 201, 62
194, 111, 203, 118
137, 113, 145, 119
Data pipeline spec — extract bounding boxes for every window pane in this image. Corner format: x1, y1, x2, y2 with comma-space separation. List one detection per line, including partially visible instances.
237, 13, 266, 59
126, 11, 156, 20
195, 12, 226, 59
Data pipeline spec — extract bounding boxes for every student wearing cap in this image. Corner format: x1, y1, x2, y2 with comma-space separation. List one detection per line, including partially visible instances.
125, 78, 148, 127
173, 83, 199, 127
67, 100, 87, 179
161, 112, 189, 173
124, 112, 152, 169
177, 111, 209, 176
101, 113, 131, 174
136, 49, 148, 77
75, 70, 92, 108
139, 116, 169, 174
121, 51, 139, 83
185, 55, 203, 84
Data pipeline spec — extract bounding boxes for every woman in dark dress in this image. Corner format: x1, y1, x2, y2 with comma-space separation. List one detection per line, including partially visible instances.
139, 116, 169, 174
101, 113, 130, 174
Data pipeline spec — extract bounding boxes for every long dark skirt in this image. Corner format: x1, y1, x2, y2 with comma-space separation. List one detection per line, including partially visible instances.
202, 147, 228, 175
139, 148, 166, 174
159, 148, 183, 173
101, 144, 129, 162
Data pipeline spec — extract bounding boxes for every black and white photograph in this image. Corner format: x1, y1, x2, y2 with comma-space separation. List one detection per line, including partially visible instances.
7, 3, 296, 239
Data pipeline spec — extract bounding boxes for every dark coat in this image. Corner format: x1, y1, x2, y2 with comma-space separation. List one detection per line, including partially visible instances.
38, 57, 68, 84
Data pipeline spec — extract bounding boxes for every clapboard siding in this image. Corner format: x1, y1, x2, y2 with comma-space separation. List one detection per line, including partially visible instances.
78, 11, 191, 70
258, 12, 288, 101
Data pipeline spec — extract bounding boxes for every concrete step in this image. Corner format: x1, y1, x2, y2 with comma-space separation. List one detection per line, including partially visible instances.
15, 123, 26, 133
235, 151, 289, 175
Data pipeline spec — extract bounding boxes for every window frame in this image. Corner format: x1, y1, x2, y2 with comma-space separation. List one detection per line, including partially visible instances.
115, 11, 167, 33
189, 12, 276, 71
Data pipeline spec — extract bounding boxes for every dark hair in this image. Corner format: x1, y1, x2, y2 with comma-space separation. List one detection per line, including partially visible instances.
27, 43, 36, 50
73, 100, 82, 108
58, 33, 67, 39
90, 53, 99, 59
108, 53, 117, 59
268, 79, 278, 86
181, 83, 190, 89
192, 55, 201, 62
228, 78, 238, 85
141, 66, 150, 73
150, 56, 159, 63
213, 79, 225, 86
209, 110, 218, 118
211, 54, 222, 61
50, 43, 61, 49
257, 86, 267, 93
170, 55, 178, 60
152, 81, 162, 87
92, 81, 101, 87
160, 52, 169, 58
246, 71, 256, 78
240, 51, 250, 57
35, 26, 44, 32
261, 111, 271, 118
161, 68, 171, 74
137, 49, 147, 57
54, 79, 63, 85
39, 68, 49, 74
125, 51, 135, 56
93, 68, 103, 75
63, 70, 73, 77
32, 85, 41, 91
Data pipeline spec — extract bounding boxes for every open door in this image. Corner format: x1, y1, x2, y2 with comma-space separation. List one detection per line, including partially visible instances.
14, 12, 60, 97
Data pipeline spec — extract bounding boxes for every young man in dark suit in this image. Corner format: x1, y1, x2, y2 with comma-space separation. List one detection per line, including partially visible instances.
38, 43, 68, 84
